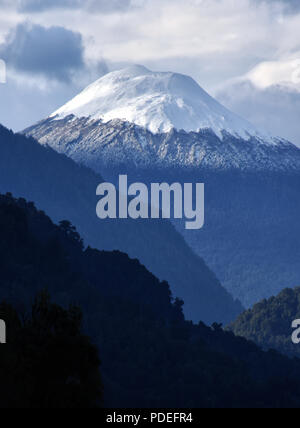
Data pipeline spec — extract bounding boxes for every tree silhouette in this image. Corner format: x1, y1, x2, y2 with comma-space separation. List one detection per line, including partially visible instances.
0, 292, 102, 408
59, 220, 84, 247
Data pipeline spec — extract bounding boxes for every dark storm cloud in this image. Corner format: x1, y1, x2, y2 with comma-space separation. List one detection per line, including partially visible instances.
16, 0, 131, 13
0, 23, 85, 82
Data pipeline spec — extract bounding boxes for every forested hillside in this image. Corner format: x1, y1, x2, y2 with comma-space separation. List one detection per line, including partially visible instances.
2, 193, 300, 407
230, 287, 300, 358
0, 293, 102, 408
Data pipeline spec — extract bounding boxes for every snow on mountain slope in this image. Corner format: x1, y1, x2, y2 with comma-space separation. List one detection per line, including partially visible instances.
24, 65, 300, 173
51, 65, 273, 143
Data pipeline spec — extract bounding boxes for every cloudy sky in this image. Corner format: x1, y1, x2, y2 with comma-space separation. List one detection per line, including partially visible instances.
0, 0, 300, 146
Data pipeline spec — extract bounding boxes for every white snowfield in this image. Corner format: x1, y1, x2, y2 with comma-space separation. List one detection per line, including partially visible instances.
51, 65, 274, 143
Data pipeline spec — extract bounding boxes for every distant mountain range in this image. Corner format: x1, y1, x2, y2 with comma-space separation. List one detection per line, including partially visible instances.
24, 65, 300, 308
0, 124, 242, 324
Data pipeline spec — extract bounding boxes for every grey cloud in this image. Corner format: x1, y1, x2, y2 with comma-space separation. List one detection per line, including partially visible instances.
16, 0, 131, 13
217, 80, 300, 147
85, 0, 132, 13
256, 0, 300, 13
282, 0, 300, 10
2, 0, 300, 15
13, 0, 300, 15
0, 23, 85, 82
17, 0, 81, 12
0, 0, 12, 6
276, 0, 300, 11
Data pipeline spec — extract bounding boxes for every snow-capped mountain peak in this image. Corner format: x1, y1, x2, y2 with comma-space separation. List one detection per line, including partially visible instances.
51, 65, 272, 142
25, 65, 300, 173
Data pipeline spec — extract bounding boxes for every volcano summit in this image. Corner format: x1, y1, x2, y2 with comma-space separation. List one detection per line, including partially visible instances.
24, 65, 300, 173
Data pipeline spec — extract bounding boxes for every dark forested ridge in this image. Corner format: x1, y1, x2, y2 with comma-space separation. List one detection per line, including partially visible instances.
2, 194, 300, 408
0, 124, 242, 324
229, 287, 300, 359
0, 293, 102, 408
